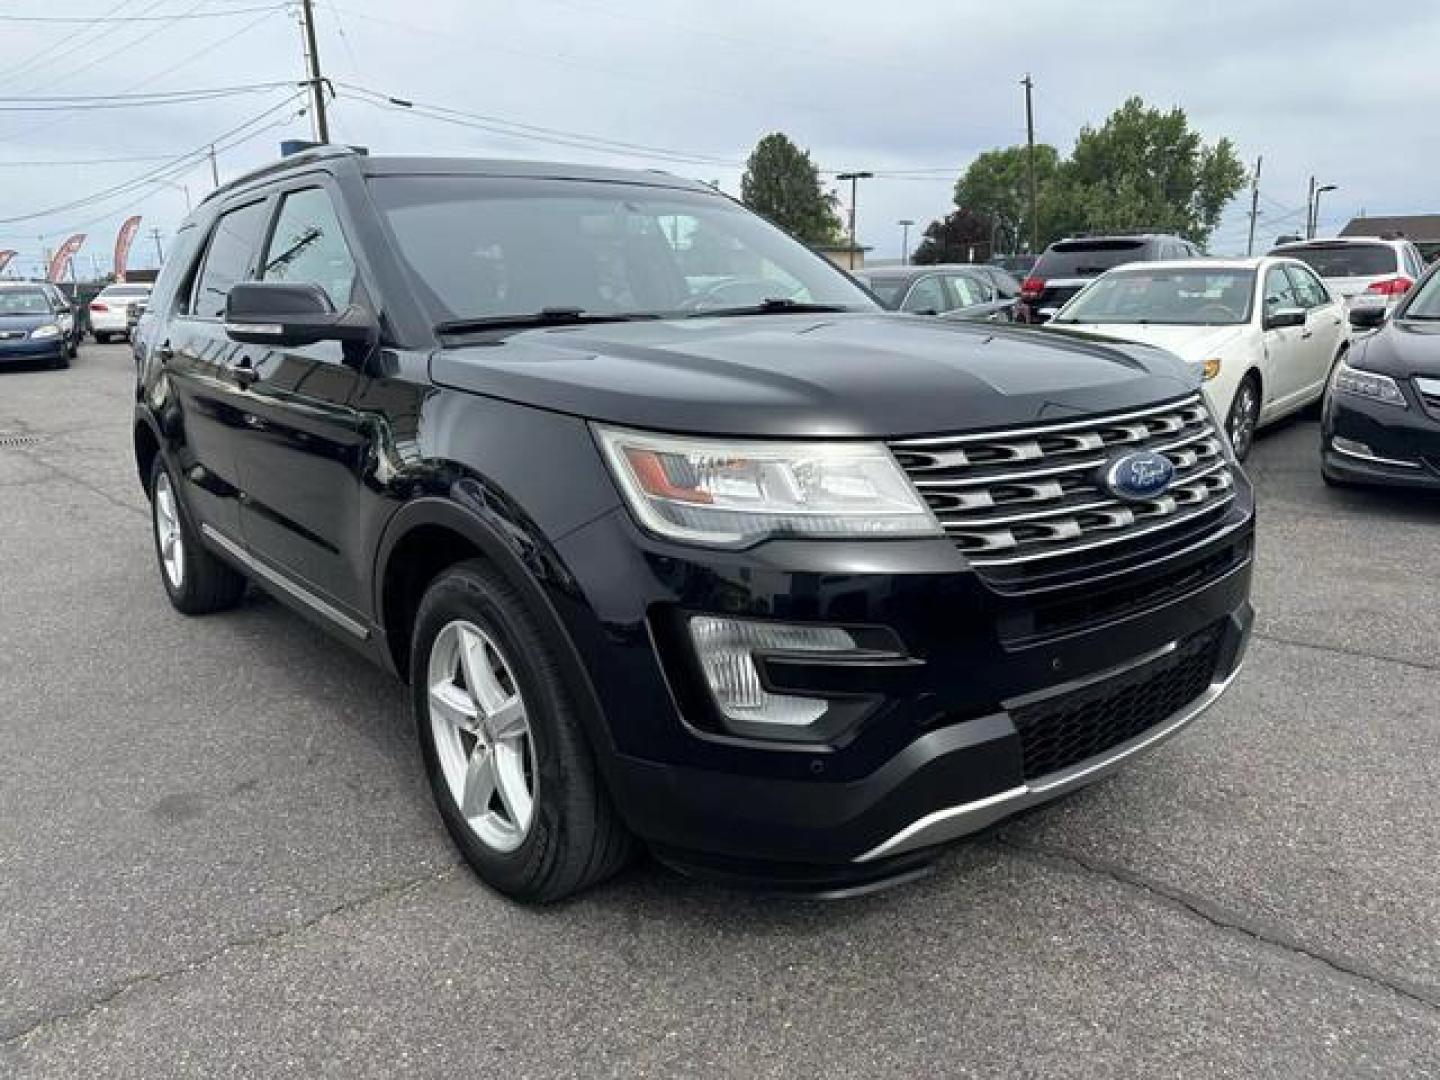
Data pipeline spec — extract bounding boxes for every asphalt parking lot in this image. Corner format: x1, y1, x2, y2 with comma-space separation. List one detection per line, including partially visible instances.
2, 341, 1438, 1078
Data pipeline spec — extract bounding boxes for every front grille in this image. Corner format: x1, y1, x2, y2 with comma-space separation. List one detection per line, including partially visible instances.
1011, 624, 1225, 780
889, 394, 1236, 570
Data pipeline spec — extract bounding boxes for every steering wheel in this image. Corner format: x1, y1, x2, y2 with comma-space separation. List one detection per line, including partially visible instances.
680, 277, 801, 311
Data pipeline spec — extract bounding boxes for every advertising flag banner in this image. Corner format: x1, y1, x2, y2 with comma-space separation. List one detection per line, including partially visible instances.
0, 250, 15, 275
46, 234, 86, 283
113, 216, 142, 283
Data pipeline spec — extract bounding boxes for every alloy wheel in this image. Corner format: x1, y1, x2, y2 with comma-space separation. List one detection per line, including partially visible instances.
1228, 382, 1258, 459
153, 471, 184, 589
427, 620, 537, 853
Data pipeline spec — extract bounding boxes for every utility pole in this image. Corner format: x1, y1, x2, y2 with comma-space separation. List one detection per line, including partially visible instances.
836, 171, 872, 270
1022, 74, 1038, 255
898, 219, 914, 264
208, 144, 220, 188
150, 228, 165, 265
1245, 155, 1263, 257
298, 0, 330, 143
1305, 175, 1317, 240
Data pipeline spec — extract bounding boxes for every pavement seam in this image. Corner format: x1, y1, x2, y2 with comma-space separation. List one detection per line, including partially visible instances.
1252, 629, 1440, 675
10, 446, 146, 519
1, 862, 462, 1048
994, 836, 1440, 1014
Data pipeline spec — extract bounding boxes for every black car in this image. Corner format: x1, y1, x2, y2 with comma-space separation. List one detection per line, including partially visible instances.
0, 281, 78, 369
855, 264, 1015, 321
1322, 262, 1440, 489
1018, 233, 1200, 324
134, 149, 1254, 901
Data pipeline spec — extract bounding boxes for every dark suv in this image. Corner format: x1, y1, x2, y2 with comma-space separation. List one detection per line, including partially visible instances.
133, 149, 1254, 901
1018, 233, 1200, 323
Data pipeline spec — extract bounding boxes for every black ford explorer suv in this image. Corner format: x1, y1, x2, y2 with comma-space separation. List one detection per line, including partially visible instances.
133, 149, 1254, 901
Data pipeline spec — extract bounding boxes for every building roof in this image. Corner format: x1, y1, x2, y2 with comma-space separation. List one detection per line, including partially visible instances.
1339, 215, 1440, 242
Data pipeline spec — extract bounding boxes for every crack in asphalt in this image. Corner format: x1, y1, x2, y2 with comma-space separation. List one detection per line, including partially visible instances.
1252, 629, 1440, 675
0, 862, 462, 1049
994, 836, 1440, 1015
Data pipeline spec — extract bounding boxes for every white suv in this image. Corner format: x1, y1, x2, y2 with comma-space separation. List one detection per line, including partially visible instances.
1268, 235, 1427, 316
88, 283, 151, 343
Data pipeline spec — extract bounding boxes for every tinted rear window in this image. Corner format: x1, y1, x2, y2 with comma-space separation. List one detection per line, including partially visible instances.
1035, 240, 1147, 278
1276, 243, 1397, 278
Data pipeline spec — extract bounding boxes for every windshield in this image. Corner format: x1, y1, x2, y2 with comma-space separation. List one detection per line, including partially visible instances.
1054, 267, 1254, 325
1402, 271, 1440, 319
1035, 240, 1147, 278
1276, 243, 1396, 278
369, 176, 877, 323
0, 288, 51, 315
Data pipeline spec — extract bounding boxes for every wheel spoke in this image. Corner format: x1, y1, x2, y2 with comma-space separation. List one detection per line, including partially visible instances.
456, 627, 509, 712
485, 696, 527, 742
460, 744, 497, 819
429, 680, 480, 735
493, 741, 533, 830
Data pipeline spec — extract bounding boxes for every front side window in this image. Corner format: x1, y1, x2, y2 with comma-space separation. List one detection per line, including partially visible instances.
946, 274, 988, 307
1263, 266, 1301, 311
261, 187, 358, 308
190, 200, 270, 318
1052, 267, 1254, 325
1284, 265, 1329, 308
901, 276, 948, 313
369, 176, 875, 323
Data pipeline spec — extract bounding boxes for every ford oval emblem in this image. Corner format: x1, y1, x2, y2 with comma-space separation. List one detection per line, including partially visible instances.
1101, 450, 1175, 502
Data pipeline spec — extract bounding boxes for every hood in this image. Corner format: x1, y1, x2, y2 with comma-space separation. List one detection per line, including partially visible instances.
1046, 322, 1248, 363
0, 313, 54, 335
1349, 317, 1440, 378
430, 312, 1196, 438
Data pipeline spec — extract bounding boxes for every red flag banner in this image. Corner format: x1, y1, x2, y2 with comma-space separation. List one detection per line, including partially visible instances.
113, 215, 142, 283
0, 250, 15, 275
46, 234, 86, 283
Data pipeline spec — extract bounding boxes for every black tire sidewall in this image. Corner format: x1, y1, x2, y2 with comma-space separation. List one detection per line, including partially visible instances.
1227, 376, 1259, 461
410, 564, 596, 900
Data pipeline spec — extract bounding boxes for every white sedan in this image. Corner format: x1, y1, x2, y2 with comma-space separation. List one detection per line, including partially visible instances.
1047, 257, 1349, 460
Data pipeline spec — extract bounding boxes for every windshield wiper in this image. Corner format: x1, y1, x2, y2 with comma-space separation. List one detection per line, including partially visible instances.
687, 298, 852, 318
435, 307, 660, 334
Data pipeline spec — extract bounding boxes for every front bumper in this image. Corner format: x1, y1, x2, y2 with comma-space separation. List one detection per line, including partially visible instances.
1322, 384, 1440, 489
554, 487, 1256, 886
0, 338, 64, 363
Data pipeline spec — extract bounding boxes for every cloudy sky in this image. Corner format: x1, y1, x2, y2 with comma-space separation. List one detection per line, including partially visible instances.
2, 0, 1436, 276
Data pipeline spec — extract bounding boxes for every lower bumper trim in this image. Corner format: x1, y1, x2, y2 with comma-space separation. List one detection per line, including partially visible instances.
854, 658, 1244, 863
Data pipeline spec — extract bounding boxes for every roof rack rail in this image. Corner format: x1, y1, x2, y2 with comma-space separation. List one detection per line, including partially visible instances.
199, 144, 363, 208
1062, 228, 1179, 239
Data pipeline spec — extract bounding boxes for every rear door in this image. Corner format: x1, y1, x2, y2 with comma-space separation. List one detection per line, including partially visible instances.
161, 198, 272, 538
230, 180, 377, 615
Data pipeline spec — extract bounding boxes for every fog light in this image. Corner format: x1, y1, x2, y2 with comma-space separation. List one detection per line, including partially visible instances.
688, 615, 855, 729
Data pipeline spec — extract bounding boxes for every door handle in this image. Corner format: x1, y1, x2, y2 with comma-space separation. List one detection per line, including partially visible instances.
230, 354, 259, 389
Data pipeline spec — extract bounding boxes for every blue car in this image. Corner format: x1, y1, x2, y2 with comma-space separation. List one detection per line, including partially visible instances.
0, 282, 76, 369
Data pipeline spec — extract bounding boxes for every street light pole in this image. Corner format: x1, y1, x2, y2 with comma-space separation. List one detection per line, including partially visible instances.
1312, 183, 1338, 239
836, 171, 872, 270
898, 219, 914, 265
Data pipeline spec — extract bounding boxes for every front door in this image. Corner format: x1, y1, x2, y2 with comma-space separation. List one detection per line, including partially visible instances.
1258, 264, 1311, 415
1284, 263, 1346, 401
231, 184, 376, 617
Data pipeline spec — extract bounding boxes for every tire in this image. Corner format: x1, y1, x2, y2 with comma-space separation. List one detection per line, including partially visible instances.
411, 559, 633, 903
1226, 374, 1261, 463
148, 456, 247, 615
66, 336, 79, 359
50, 352, 69, 370
94, 331, 110, 344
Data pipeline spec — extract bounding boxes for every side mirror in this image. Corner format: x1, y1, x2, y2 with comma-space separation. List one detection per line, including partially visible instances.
1264, 307, 1306, 330
223, 281, 376, 350
1348, 303, 1387, 331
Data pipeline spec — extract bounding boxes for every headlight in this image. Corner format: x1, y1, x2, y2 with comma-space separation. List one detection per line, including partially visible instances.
595, 426, 941, 547
30, 324, 60, 340
1333, 361, 1407, 408
1200, 357, 1222, 381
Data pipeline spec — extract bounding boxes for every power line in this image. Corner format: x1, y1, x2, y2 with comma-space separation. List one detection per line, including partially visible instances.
0, 4, 282, 22
0, 83, 294, 111
0, 154, 176, 167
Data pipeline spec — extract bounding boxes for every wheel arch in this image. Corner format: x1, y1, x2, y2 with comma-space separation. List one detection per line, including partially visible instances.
133, 408, 163, 497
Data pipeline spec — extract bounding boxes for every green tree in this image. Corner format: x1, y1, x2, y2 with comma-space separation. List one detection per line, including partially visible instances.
911, 208, 994, 264
953, 144, 1069, 253
1061, 97, 1246, 246
740, 132, 842, 245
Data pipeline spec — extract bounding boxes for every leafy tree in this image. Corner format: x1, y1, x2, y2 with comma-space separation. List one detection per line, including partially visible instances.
1063, 97, 1245, 245
911, 208, 994, 264
953, 144, 1067, 252
740, 133, 842, 245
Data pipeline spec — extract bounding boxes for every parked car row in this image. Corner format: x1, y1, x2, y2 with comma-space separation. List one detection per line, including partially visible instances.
854, 263, 1019, 321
